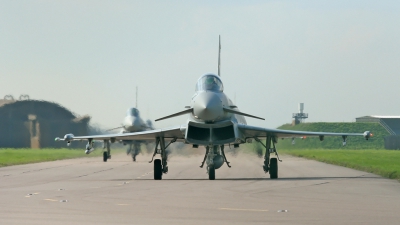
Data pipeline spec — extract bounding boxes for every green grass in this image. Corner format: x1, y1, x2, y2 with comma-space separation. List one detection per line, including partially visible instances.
280, 149, 400, 180
0, 148, 105, 167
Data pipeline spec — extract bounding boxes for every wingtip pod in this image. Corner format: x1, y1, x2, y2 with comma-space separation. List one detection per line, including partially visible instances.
363, 131, 372, 140
54, 134, 74, 142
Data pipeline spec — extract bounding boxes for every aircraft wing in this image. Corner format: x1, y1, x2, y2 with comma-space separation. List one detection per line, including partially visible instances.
57, 125, 186, 142
237, 124, 370, 139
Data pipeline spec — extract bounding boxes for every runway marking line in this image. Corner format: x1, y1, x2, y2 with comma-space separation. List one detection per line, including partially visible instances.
219, 208, 269, 212
44, 199, 58, 202
117, 204, 130, 206
25, 193, 39, 197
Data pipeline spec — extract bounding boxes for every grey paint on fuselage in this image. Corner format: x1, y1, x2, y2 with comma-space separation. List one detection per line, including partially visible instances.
189, 74, 247, 126
122, 108, 149, 133
121, 108, 153, 161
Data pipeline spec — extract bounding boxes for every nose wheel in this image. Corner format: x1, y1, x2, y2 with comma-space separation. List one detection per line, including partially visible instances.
208, 166, 215, 180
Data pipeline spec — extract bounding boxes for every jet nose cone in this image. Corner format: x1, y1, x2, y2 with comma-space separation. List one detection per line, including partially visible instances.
193, 92, 223, 121
123, 116, 138, 131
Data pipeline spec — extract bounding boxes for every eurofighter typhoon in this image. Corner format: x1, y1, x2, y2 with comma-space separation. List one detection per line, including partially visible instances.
57, 36, 371, 180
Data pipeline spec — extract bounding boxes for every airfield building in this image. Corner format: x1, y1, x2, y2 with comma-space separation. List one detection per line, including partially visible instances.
356, 115, 400, 149
0, 98, 89, 148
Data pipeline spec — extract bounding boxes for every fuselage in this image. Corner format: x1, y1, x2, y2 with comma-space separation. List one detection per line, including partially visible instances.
185, 74, 247, 146
122, 108, 148, 133
189, 74, 247, 125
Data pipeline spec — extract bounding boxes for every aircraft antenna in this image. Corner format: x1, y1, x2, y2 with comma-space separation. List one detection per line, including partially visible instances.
136, 86, 138, 108
218, 35, 221, 76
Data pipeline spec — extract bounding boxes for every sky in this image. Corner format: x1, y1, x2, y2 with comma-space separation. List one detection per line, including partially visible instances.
1, 0, 399, 130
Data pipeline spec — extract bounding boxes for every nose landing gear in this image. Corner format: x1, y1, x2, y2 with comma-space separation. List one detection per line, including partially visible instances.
200, 145, 231, 180
208, 165, 215, 180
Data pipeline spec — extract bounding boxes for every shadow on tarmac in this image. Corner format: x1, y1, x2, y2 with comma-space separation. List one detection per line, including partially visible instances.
111, 175, 381, 181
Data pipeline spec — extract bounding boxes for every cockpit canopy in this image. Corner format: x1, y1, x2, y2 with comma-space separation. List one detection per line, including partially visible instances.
127, 108, 139, 117
195, 74, 224, 92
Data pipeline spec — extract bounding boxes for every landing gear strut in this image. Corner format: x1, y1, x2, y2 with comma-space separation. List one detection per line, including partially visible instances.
220, 145, 231, 168
200, 146, 209, 168
254, 136, 281, 179
132, 142, 140, 161
127, 142, 141, 161
126, 144, 132, 155
149, 137, 176, 180
200, 145, 231, 180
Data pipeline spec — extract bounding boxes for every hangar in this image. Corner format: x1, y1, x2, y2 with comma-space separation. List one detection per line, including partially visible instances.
0, 97, 89, 148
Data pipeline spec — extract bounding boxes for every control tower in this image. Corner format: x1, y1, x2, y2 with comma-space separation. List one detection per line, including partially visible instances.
292, 103, 308, 125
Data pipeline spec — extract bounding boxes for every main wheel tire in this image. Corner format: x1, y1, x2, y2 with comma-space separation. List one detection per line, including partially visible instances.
154, 159, 162, 180
208, 166, 215, 180
269, 158, 278, 179
103, 152, 108, 162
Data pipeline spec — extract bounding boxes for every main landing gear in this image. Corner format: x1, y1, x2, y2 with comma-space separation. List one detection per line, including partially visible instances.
200, 145, 231, 180
149, 137, 176, 180
254, 136, 282, 179
84, 139, 112, 162
103, 140, 111, 162
127, 142, 141, 162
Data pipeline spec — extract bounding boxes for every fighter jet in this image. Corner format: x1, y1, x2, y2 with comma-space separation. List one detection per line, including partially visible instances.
99, 88, 154, 162
120, 107, 154, 161
56, 36, 371, 180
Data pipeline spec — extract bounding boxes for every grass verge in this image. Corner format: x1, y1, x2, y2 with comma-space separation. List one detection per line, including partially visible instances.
0, 148, 107, 167
281, 149, 400, 180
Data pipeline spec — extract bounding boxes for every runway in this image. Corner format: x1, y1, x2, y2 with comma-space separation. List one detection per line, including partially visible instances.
0, 151, 399, 225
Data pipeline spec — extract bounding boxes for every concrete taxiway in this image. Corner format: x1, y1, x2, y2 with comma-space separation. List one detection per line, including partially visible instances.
0, 151, 399, 225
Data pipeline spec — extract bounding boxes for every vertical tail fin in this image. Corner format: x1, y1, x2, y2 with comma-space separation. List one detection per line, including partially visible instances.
135, 86, 138, 108
218, 35, 221, 76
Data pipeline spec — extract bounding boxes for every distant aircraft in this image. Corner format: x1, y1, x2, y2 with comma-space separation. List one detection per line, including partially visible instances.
57, 36, 371, 180
118, 107, 154, 161
98, 88, 154, 162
